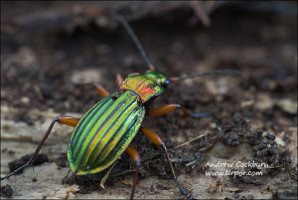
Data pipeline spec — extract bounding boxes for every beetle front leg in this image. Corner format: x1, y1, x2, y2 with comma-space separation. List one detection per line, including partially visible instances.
125, 145, 141, 200
116, 73, 124, 86
93, 83, 110, 98
140, 127, 192, 200
93, 74, 123, 98
0, 115, 80, 181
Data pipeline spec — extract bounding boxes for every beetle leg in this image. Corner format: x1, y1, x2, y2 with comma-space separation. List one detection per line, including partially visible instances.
93, 83, 110, 98
125, 146, 141, 200
181, 107, 210, 118
100, 161, 117, 189
140, 127, 192, 200
116, 73, 124, 86
0, 115, 80, 181
147, 104, 181, 117
148, 104, 209, 118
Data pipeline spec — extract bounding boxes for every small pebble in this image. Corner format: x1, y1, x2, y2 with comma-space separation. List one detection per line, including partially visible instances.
265, 133, 276, 141
21, 96, 30, 105
71, 68, 103, 84
277, 99, 297, 114
1, 184, 13, 198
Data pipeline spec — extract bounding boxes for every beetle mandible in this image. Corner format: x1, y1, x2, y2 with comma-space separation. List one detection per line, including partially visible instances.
1, 15, 240, 199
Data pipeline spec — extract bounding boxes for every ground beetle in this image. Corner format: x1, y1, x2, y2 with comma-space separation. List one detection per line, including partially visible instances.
1, 15, 240, 199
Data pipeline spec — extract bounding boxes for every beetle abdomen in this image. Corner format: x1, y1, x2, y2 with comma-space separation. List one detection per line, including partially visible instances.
67, 91, 145, 175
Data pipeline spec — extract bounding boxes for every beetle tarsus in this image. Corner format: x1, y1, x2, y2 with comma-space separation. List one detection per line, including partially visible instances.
1, 162, 31, 181
173, 178, 193, 200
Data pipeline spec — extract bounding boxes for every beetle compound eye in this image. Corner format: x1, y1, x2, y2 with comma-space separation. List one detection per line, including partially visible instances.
162, 79, 170, 88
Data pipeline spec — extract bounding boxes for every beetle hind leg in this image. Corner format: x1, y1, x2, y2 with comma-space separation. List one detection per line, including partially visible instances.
0, 115, 80, 181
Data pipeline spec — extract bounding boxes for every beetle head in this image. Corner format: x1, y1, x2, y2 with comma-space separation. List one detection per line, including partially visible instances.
145, 71, 170, 88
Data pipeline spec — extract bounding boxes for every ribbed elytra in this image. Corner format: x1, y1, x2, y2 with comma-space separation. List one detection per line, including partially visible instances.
67, 91, 145, 175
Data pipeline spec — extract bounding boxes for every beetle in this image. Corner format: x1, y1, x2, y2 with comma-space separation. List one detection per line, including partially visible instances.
1, 15, 240, 199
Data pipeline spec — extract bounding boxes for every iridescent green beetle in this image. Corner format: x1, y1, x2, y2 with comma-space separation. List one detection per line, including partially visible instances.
1, 15, 240, 199
68, 71, 166, 176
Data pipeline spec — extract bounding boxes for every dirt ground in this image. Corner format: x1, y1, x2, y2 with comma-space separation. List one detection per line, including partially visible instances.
1, 2, 297, 199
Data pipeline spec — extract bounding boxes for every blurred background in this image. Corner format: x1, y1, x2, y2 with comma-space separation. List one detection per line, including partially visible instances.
1, 1, 297, 199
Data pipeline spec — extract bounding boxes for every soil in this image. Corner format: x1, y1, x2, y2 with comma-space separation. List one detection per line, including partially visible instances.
1, 2, 297, 200
0, 185, 13, 198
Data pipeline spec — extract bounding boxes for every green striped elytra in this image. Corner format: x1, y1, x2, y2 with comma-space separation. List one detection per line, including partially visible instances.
68, 71, 166, 175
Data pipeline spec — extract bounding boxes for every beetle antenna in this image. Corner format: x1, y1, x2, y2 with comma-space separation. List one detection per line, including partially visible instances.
115, 14, 155, 70
170, 69, 243, 82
